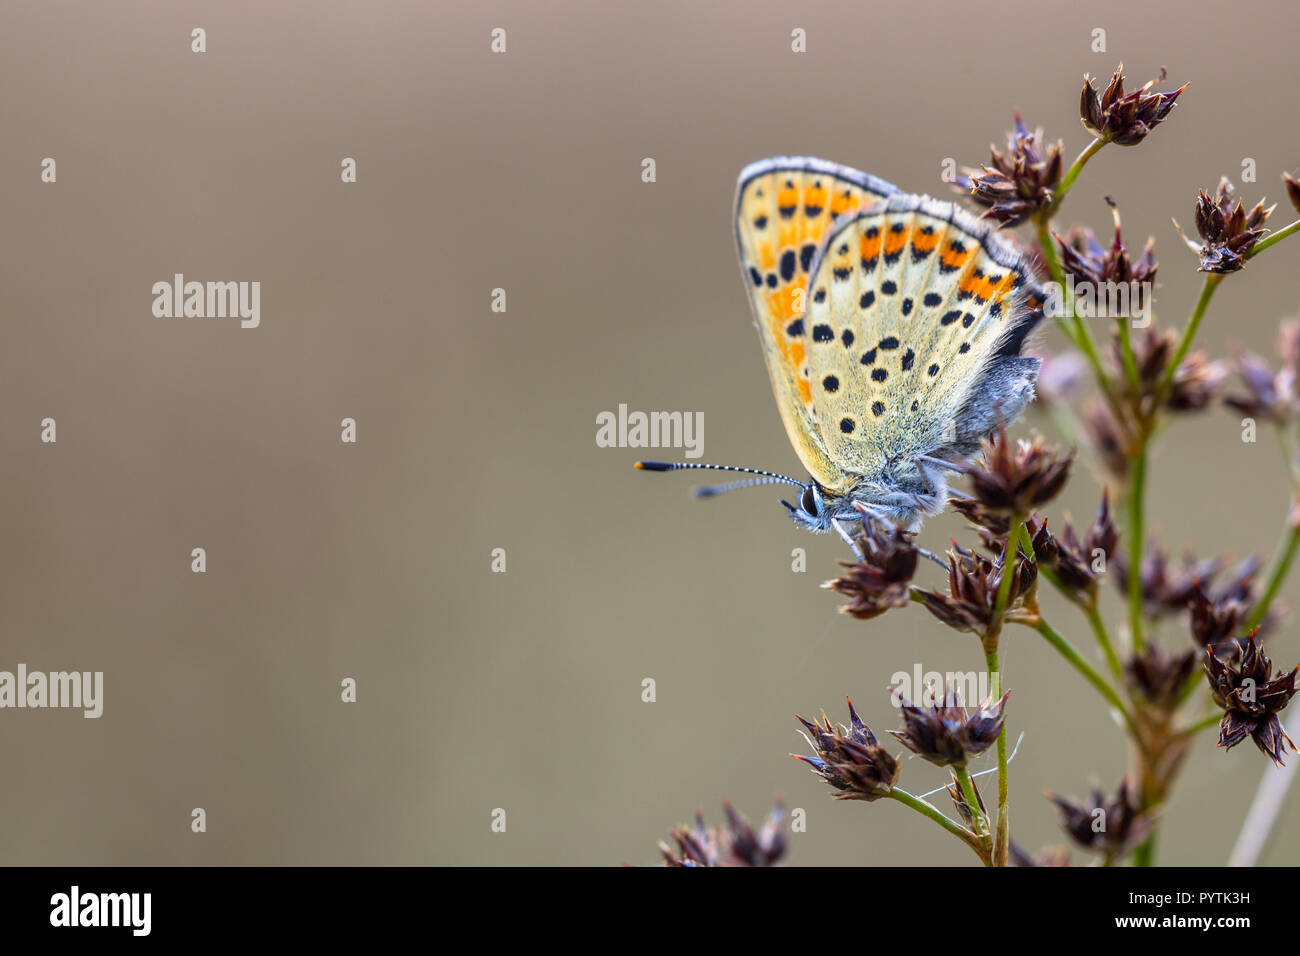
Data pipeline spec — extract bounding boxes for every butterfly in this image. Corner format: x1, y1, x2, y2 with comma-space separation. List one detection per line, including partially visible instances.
637, 157, 1047, 551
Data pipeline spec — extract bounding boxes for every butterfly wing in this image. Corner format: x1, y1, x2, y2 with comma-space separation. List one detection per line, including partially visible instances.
801, 193, 1046, 479
734, 158, 898, 493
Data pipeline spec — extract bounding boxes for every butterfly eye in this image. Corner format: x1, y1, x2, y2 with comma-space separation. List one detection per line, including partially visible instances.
800, 486, 819, 516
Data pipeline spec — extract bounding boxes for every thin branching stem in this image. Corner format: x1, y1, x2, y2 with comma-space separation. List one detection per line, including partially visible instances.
1247, 523, 1300, 633
1085, 600, 1125, 680
1157, 273, 1222, 398
1178, 711, 1224, 738
1127, 439, 1148, 652
887, 789, 986, 862
1026, 618, 1141, 741
953, 765, 990, 838
1050, 137, 1107, 212
1245, 218, 1300, 260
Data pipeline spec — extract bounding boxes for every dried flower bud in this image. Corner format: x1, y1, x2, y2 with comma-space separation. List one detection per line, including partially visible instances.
1277, 318, 1300, 374
794, 699, 900, 801
1175, 178, 1275, 273
1041, 490, 1118, 601
822, 519, 918, 619
1283, 171, 1300, 217
1080, 64, 1185, 146
950, 495, 1012, 539
1055, 197, 1158, 293
889, 686, 1009, 768
1188, 579, 1252, 653
1223, 348, 1299, 425
1025, 513, 1058, 563
959, 114, 1063, 227
1204, 634, 1299, 766
1125, 639, 1198, 711
658, 800, 788, 867
1047, 778, 1156, 858
1166, 350, 1229, 411
946, 772, 988, 830
1010, 842, 1071, 867
1083, 399, 1132, 479
917, 543, 1037, 636
1112, 543, 1223, 619
964, 425, 1073, 515
1110, 325, 1226, 414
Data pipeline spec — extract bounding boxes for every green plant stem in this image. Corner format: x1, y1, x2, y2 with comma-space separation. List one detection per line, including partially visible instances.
1035, 217, 1123, 417
1032, 564, 1124, 679
1117, 317, 1141, 392
1179, 711, 1225, 737
953, 766, 990, 838
1028, 618, 1141, 740
1134, 832, 1157, 867
990, 529, 1020, 632
1246, 522, 1300, 633
1051, 137, 1106, 211
1157, 273, 1222, 399
1244, 427, 1300, 632
985, 647, 1009, 866
1245, 218, 1300, 260
1127, 440, 1148, 652
1084, 601, 1124, 680
887, 789, 985, 861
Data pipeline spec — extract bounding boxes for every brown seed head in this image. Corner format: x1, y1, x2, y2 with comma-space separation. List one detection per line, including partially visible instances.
794, 699, 900, 801
1080, 64, 1185, 146
1204, 634, 1299, 766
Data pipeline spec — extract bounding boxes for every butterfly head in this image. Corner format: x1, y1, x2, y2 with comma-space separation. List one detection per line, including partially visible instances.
781, 481, 835, 531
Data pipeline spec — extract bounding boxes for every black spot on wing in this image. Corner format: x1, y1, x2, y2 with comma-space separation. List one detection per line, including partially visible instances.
800, 244, 817, 272
780, 250, 796, 282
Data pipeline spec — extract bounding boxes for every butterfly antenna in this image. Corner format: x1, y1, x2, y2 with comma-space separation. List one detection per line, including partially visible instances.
690, 476, 798, 499
634, 461, 808, 498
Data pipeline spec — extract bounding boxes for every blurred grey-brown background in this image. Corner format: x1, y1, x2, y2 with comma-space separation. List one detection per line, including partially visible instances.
1, 0, 1298, 865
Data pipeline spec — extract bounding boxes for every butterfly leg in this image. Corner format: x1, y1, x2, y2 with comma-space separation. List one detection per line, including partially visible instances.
917, 547, 951, 570
831, 518, 865, 561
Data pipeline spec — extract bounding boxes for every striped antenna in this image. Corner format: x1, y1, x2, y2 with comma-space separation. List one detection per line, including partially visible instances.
634, 460, 807, 498
691, 476, 800, 499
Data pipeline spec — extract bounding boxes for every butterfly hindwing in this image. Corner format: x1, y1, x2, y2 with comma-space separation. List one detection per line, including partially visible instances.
734, 158, 898, 493
802, 193, 1045, 477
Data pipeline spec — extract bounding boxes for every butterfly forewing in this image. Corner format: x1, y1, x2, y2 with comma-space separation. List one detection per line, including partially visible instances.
734, 158, 898, 492
803, 194, 1045, 474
